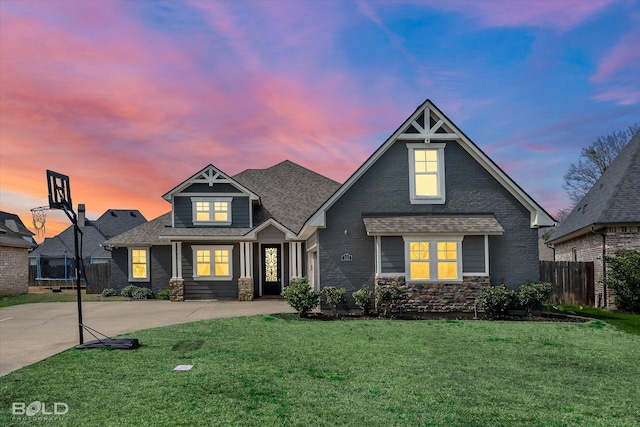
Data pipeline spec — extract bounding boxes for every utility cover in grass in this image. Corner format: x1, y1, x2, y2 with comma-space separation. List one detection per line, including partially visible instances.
173, 365, 193, 371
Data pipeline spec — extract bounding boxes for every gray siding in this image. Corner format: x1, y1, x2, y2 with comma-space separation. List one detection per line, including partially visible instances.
173, 196, 250, 228
319, 139, 539, 293
462, 236, 485, 273
381, 236, 404, 273
182, 243, 239, 299
110, 245, 171, 293
257, 225, 285, 242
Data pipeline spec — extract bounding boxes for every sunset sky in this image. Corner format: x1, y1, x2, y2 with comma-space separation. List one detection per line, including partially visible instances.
1, 0, 639, 242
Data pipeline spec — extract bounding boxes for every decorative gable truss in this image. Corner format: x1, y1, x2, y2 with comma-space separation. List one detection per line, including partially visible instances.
301, 99, 555, 240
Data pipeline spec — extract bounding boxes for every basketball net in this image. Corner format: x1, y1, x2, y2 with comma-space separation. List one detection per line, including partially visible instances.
31, 206, 49, 238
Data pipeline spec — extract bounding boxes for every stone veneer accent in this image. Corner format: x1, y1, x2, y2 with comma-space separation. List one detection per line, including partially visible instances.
0, 247, 29, 296
376, 275, 489, 313
169, 277, 185, 302
238, 277, 254, 301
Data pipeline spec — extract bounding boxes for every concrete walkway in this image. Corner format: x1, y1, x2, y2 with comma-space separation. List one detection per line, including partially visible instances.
0, 299, 294, 377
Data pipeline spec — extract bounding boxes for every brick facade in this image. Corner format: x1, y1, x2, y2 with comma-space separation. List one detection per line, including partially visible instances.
554, 226, 640, 308
0, 246, 30, 295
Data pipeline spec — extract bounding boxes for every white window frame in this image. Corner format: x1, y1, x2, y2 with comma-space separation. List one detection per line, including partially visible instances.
192, 245, 233, 281
407, 143, 446, 204
462, 235, 490, 277
403, 236, 463, 283
128, 247, 150, 282
191, 197, 232, 225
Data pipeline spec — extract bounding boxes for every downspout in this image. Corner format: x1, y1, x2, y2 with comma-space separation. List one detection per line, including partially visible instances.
601, 230, 607, 309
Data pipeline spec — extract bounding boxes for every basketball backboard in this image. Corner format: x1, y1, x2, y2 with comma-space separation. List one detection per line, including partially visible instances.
47, 170, 72, 211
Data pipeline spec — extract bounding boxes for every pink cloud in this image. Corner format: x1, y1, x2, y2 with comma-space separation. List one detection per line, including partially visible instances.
415, 0, 614, 31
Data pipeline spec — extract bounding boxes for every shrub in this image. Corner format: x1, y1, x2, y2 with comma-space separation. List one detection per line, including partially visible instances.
158, 289, 171, 300
281, 277, 321, 317
604, 250, 640, 312
375, 282, 406, 317
352, 286, 374, 316
518, 282, 553, 317
120, 285, 154, 300
476, 285, 517, 319
101, 288, 117, 297
323, 286, 346, 317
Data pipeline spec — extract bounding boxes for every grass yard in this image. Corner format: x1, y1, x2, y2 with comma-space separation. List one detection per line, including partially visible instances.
1, 315, 639, 427
558, 305, 640, 336
0, 289, 127, 308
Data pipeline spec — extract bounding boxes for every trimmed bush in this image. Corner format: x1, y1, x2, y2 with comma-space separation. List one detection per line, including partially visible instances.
120, 285, 154, 300
352, 286, 374, 316
375, 282, 406, 317
518, 282, 552, 317
281, 277, 321, 317
604, 250, 640, 312
158, 289, 171, 300
476, 285, 516, 319
101, 288, 117, 297
323, 286, 347, 317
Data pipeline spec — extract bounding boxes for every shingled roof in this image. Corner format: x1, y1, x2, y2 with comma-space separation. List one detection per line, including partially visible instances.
549, 130, 640, 244
234, 160, 341, 234
103, 212, 172, 247
0, 211, 36, 249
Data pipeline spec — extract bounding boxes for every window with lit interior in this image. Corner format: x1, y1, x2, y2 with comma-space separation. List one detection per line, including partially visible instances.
193, 245, 233, 281
407, 143, 445, 204
406, 238, 461, 281
192, 197, 232, 225
129, 248, 149, 281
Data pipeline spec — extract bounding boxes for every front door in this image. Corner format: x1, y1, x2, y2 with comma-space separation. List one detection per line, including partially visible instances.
262, 244, 281, 295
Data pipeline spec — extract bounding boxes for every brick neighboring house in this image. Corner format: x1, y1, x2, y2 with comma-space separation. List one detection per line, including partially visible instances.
0, 212, 37, 295
548, 131, 640, 308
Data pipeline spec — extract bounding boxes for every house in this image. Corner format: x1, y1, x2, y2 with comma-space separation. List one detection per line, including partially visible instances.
29, 205, 146, 281
0, 211, 37, 295
104, 99, 554, 312
548, 130, 640, 308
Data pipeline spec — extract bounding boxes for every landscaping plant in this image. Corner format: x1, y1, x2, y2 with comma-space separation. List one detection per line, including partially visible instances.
157, 289, 171, 300
101, 288, 118, 297
352, 286, 374, 316
375, 282, 406, 317
476, 284, 516, 319
322, 286, 346, 317
603, 249, 640, 312
518, 282, 552, 317
120, 285, 154, 300
281, 277, 321, 317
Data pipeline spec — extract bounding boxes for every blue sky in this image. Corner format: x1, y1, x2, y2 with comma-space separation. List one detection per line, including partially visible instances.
1, 0, 639, 239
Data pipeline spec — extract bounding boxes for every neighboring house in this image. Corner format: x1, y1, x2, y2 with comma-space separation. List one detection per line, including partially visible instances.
104, 99, 555, 312
548, 130, 640, 308
0, 211, 37, 295
29, 205, 146, 279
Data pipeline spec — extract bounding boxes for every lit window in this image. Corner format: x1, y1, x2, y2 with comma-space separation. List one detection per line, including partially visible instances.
407, 143, 445, 204
193, 245, 233, 280
405, 238, 461, 281
191, 198, 232, 225
129, 248, 149, 281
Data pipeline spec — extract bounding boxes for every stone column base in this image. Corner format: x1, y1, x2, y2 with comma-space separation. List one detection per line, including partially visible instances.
238, 277, 254, 301
169, 277, 185, 302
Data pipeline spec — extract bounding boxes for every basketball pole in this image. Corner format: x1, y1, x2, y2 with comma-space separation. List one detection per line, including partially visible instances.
61, 207, 83, 345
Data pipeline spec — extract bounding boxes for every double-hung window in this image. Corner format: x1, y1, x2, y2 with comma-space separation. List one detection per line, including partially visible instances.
407, 143, 446, 204
192, 197, 232, 225
129, 247, 150, 281
193, 245, 233, 281
405, 237, 462, 282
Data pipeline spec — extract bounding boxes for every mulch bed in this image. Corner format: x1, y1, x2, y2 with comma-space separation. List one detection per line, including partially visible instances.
305, 310, 590, 323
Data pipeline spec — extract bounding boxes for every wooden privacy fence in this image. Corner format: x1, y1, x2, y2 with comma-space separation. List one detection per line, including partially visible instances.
540, 261, 594, 306
29, 262, 111, 294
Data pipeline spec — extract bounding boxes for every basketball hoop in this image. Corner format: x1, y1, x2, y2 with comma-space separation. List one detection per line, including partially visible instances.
31, 206, 49, 238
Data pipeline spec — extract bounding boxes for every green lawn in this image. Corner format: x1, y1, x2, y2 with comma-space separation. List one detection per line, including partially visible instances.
0, 291, 127, 308
558, 305, 640, 336
2, 316, 639, 426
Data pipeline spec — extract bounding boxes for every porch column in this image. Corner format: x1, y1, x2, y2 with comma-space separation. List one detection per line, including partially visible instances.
238, 242, 254, 301
169, 242, 184, 302
289, 241, 303, 279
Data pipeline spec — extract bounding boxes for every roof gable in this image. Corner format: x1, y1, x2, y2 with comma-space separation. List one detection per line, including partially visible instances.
301, 99, 555, 237
549, 130, 640, 243
162, 164, 260, 202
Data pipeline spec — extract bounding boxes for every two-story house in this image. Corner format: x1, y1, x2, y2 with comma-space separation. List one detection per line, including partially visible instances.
105, 99, 555, 311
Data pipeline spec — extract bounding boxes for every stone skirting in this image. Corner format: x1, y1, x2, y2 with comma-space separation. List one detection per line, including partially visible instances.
376, 276, 489, 313
238, 277, 254, 301
169, 277, 185, 302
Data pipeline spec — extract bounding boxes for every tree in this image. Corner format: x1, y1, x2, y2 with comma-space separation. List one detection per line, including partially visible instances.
603, 250, 640, 313
563, 123, 639, 207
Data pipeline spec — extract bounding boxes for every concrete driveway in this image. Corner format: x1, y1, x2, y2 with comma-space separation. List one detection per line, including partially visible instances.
0, 299, 294, 377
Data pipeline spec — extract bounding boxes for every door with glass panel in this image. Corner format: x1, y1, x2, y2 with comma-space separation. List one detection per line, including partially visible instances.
261, 244, 281, 295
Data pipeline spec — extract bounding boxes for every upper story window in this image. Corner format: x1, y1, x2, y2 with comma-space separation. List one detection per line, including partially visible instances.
191, 197, 232, 225
407, 143, 446, 204
405, 237, 462, 282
